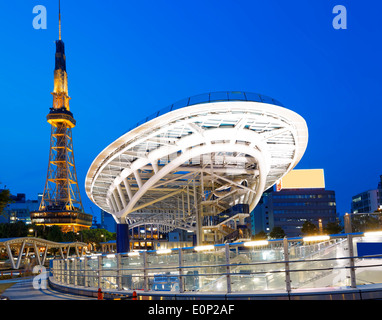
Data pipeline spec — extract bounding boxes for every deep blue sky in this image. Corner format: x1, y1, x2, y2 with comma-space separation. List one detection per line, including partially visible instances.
0, 1, 381, 222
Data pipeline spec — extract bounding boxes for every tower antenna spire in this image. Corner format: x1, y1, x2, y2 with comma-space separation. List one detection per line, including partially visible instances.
59, 0, 62, 40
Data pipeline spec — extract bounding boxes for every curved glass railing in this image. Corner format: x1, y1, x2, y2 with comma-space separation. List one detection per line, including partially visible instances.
50, 233, 382, 297
127, 91, 284, 132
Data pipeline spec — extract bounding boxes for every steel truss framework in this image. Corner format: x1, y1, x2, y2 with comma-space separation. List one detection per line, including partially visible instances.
40, 121, 83, 212
86, 92, 308, 244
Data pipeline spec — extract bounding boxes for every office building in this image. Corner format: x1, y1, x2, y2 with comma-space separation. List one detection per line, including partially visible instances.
252, 169, 337, 237
351, 175, 382, 213
1, 193, 42, 224
101, 210, 117, 233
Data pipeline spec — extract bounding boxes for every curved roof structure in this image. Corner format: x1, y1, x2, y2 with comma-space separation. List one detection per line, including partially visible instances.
0, 237, 87, 269
85, 91, 308, 237
0, 237, 86, 248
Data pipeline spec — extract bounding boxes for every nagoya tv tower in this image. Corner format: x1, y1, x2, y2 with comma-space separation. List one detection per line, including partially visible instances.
31, 1, 92, 232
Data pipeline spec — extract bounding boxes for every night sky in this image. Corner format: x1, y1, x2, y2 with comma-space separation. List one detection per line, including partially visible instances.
1, 1, 381, 223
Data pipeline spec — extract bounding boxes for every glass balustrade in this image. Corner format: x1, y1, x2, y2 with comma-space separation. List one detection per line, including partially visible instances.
50, 235, 382, 294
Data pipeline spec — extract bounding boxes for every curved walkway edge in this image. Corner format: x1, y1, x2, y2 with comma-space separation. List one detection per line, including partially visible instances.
48, 277, 382, 300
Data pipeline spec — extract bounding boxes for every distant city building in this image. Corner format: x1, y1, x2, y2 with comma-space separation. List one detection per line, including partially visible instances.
101, 210, 117, 233
168, 229, 194, 243
251, 169, 337, 237
351, 175, 382, 214
1, 193, 42, 224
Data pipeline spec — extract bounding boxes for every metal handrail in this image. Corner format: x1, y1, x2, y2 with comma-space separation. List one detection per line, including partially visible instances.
52, 234, 382, 293
58, 253, 382, 273
126, 91, 283, 133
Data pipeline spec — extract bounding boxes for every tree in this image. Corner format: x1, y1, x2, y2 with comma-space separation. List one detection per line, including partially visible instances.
253, 230, 268, 240
46, 225, 64, 242
63, 231, 77, 242
269, 226, 286, 239
301, 221, 318, 235
323, 222, 343, 235
0, 221, 28, 238
0, 189, 12, 217
80, 228, 115, 250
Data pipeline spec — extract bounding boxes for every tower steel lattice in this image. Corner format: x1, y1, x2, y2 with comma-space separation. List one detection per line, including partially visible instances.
31, 2, 92, 232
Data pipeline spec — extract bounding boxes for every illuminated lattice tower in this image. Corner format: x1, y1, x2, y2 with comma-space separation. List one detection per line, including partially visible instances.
31, 4, 92, 232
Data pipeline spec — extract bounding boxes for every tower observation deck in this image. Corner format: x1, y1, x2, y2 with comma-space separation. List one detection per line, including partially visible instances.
86, 91, 308, 249
31, 3, 92, 232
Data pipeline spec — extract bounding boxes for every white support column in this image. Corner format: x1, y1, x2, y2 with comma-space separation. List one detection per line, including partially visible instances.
59, 247, 65, 259
123, 178, 133, 200
152, 161, 159, 174
16, 240, 26, 270
5, 243, 16, 269
113, 189, 122, 211
66, 245, 71, 259
117, 184, 127, 208
25, 247, 30, 263
34, 243, 41, 265
41, 246, 48, 266
109, 195, 118, 213
133, 170, 143, 188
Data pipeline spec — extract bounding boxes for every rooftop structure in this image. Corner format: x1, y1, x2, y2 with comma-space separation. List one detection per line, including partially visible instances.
86, 91, 308, 246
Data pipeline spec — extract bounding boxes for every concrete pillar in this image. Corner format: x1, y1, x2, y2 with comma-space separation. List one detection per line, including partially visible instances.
225, 244, 232, 293
344, 213, 352, 234
347, 234, 357, 288
283, 237, 291, 293
117, 223, 130, 253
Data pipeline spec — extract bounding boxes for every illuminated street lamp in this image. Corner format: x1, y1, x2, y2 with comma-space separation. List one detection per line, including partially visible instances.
29, 228, 37, 237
